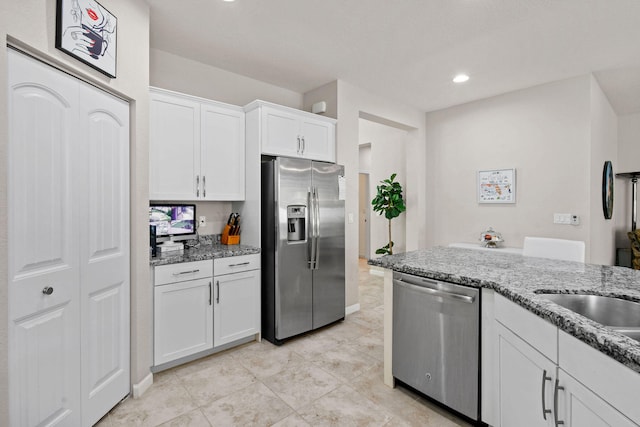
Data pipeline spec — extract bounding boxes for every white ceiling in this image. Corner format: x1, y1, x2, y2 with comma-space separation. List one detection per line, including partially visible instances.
148, 0, 640, 115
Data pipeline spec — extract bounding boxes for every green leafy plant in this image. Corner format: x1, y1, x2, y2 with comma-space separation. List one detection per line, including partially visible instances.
371, 173, 406, 255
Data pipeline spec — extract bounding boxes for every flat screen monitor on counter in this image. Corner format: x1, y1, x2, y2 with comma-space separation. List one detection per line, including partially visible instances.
149, 204, 196, 242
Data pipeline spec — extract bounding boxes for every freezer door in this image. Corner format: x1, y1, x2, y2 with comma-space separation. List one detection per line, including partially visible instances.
275, 157, 313, 340
311, 162, 345, 328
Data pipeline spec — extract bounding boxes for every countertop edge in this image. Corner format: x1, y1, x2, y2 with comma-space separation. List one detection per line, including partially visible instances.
150, 244, 261, 267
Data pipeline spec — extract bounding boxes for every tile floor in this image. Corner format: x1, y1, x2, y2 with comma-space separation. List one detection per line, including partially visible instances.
96, 259, 471, 426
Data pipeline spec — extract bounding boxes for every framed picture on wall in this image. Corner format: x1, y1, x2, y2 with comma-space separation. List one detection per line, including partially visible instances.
55, 0, 117, 78
478, 168, 516, 204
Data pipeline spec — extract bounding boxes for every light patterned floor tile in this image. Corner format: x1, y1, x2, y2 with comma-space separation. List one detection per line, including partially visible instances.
351, 330, 384, 361
178, 356, 257, 407
312, 343, 379, 383
262, 363, 342, 410
109, 381, 197, 426
157, 408, 211, 427
297, 384, 393, 426
201, 382, 293, 427
270, 412, 312, 427
235, 340, 306, 379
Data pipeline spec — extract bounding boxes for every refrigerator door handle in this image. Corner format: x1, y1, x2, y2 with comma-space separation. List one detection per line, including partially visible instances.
313, 186, 321, 269
308, 189, 316, 269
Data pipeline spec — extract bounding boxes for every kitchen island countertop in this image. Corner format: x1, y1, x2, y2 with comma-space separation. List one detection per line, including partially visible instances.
369, 246, 640, 373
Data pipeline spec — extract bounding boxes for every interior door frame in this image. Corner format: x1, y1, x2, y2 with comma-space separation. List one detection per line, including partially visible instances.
359, 172, 371, 259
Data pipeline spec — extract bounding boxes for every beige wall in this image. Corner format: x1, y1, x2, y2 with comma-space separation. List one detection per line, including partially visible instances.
424, 75, 622, 264
150, 48, 303, 109
0, 0, 151, 422
303, 80, 426, 307
589, 76, 618, 265
303, 81, 338, 119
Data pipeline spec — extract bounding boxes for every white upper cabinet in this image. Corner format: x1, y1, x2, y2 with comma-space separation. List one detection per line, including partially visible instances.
246, 100, 336, 162
149, 90, 200, 200
149, 88, 245, 201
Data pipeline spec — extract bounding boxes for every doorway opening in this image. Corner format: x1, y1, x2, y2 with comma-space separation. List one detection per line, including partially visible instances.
358, 118, 408, 260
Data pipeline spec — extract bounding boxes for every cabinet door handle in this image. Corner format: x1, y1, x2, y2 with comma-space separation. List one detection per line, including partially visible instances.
541, 370, 552, 420
216, 280, 220, 304
208, 281, 212, 305
172, 269, 200, 276
42, 286, 54, 295
301, 136, 305, 154
203, 175, 206, 198
228, 262, 250, 267
296, 136, 301, 154
554, 378, 565, 426
196, 175, 200, 198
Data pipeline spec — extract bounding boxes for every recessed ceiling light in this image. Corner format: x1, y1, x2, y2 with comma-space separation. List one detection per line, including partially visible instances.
453, 74, 470, 83
223, 0, 236, 2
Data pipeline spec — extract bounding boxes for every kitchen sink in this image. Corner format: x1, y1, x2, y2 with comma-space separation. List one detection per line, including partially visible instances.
537, 293, 640, 337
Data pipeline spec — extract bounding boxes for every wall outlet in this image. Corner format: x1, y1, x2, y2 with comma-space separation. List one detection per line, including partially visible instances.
199, 216, 206, 227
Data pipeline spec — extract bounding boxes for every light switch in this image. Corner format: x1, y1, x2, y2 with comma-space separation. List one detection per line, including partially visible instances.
348, 213, 354, 224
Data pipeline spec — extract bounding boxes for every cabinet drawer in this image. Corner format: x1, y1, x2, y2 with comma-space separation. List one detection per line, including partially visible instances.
155, 260, 213, 286
214, 254, 261, 275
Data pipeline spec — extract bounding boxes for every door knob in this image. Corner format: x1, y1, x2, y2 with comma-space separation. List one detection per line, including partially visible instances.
42, 286, 54, 295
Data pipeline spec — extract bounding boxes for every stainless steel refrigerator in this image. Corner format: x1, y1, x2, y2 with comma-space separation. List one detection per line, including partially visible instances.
261, 157, 345, 344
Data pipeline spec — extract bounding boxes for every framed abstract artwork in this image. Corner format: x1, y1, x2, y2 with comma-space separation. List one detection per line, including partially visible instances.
55, 0, 117, 78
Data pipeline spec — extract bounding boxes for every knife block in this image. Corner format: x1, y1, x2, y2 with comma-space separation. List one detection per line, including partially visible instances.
221, 225, 240, 245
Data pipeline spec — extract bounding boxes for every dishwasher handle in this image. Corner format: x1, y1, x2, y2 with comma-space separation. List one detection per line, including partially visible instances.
394, 278, 475, 304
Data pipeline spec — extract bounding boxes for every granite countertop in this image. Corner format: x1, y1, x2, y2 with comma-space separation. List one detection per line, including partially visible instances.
150, 237, 260, 267
369, 247, 640, 373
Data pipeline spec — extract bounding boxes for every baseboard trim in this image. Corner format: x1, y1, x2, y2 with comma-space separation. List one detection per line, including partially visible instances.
345, 303, 360, 316
369, 268, 385, 277
132, 372, 153, 398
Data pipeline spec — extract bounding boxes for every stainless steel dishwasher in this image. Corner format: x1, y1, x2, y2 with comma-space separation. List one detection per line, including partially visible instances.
392, 271, 480, 421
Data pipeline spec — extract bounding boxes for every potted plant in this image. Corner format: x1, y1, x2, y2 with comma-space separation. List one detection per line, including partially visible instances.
371, 173, 406, 255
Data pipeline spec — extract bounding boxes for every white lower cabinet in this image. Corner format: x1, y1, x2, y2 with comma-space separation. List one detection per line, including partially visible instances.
495, 322, 556, 426
153, 256, 261, 368
489, 293, 638, 427
213, 254, 261, 347
153, 261, 213, 366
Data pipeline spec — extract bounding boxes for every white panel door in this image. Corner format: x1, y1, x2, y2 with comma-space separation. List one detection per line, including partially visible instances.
154, 278, 214, 365
8, 49, 81, 426
149, 90, 200, 200
213, 270, 260, 347
495, 322, 556, 427
79, 84, 130, 426
200, 102, 245, 200
261, 107, 300, 157
300, 118, 334, 162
